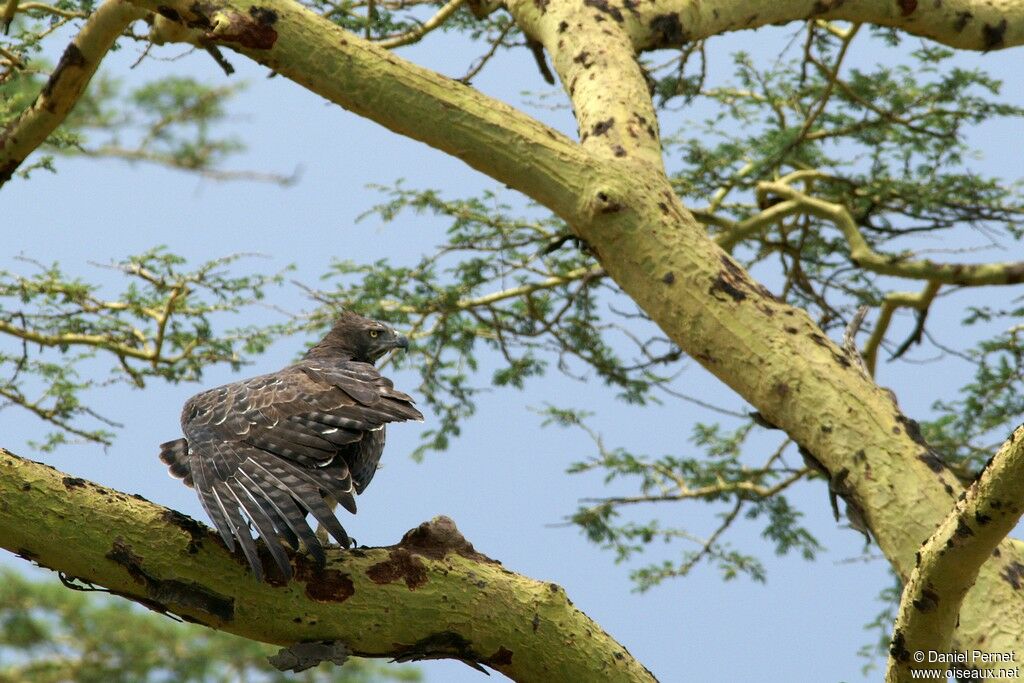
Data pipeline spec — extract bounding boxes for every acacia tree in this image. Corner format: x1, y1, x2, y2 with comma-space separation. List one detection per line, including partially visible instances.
1, 0, 1023, 681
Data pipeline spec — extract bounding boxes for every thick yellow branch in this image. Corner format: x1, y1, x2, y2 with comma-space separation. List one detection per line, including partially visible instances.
0, 0, 146, 184
609, 0, 1023, 52
886, 424, 1024, 682
0, 448, 656, 683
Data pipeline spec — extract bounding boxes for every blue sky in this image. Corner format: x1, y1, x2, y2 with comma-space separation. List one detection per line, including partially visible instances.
3, 15, 1023, 682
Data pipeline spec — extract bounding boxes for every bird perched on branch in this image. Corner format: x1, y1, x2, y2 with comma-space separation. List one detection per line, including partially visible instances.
159, 312, 423, 580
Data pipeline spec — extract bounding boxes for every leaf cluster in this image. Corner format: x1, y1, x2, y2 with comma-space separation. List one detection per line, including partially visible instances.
0, 248, 288, 449
0, 567, 420, 682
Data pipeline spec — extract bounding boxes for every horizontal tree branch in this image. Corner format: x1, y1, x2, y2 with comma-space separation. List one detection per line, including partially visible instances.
613, 0, 1023, 52
759, 181, 1024, 286
886, 424, 1024, 682
0, 447, 656, 682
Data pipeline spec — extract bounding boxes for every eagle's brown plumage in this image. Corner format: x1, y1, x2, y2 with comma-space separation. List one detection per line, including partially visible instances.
159, 312, 422, 580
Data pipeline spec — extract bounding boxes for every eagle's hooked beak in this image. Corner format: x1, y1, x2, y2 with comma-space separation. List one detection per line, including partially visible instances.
394, 334, 409, 351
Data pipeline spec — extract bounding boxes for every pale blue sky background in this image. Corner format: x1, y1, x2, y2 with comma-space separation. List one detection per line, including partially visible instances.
3, 14, 1023, 683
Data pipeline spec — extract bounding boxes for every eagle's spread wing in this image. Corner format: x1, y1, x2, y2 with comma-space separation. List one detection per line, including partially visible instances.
159, 360, 422, 580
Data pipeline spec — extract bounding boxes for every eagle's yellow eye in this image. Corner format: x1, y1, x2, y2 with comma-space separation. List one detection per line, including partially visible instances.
368, 329, 380, 338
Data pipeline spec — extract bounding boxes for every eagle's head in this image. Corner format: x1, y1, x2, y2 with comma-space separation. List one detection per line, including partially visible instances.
305, 311, 409, 363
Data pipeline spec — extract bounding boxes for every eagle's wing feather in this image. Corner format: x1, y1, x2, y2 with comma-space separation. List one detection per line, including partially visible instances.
164, 359, 421, 579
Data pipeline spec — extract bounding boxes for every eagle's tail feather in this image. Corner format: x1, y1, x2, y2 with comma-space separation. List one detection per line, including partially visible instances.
159, 439, 193, 487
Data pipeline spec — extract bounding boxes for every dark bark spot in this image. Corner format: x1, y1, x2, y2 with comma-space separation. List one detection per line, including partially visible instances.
532, 613, 540, 632
897, 414, 928, 447
106, 538, 234, 621
487, 646, 513, 666
657, 202, 669, 214
993, 547, 1001, 558
161, 509, 209, 554
573, 51, 593, 68
62, 476, 87, 490
890, 631, 910, 662
821, 424, 833, 433
533, 0, 549, 11
0, 160, 21, 184
898, 0, 917, 16
612, 145, 627, 157
16, 547, 38, 562
812, 0, 845, 13
187, 2, 214, 28
583, 0, 624, 22
975, 511, 992, 525
943, 483, 954, 496
20, 482, 30, 491
913, 586, 939, 612
393, 632, 488, 671
1002, 561, 1024, 589
772, 383, 790, 398
209, 10, 278, 49
596, 191, 623, 214
591, 118, 615, 136
955, 516, 974, 539
954, 10, 973, 31
557, 20, 568, 32
709, 273, 746, 302
809, 333, 828, 346
648, 13, 685, 47
662, 272, 675, 285
709, 255, 748, 302
784, 326, 798, 334
249, 6, 278, 24
40, 45, 86, 101
294, 556, 355, 602
982, 19, 1007, 50
917, 450, 946, 473
915, 551, 921, 567
367, 548, 428, 589
156, 5, 181, 20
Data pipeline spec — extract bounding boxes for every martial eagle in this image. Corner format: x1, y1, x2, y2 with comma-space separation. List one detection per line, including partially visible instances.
159, 312, 423, 580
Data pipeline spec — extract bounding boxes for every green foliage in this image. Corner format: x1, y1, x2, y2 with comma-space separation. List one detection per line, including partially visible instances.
4, 6, 1024, 674
552, 409, 818, 589
0, 57, 279, 181
0, 249, 289, 449
660, 30, 1023, 327
0, 567, 420, 682
924, 319, 1024, 472
284, 183, 680, 458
